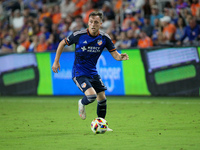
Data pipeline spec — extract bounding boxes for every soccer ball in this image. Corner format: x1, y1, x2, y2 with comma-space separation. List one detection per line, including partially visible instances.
91, 117, 108, 134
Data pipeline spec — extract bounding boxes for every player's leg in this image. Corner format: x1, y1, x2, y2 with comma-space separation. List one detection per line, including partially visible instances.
96, 91, 107, 118
73, 76, 97, 119
90, 75, 107, 118
78, 87, 97, 120
82, 87, 97, 105
97, 91, 113, 131
91, 75, 113, 131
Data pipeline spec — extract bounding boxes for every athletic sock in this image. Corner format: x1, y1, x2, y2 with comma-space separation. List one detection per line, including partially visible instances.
81, 94, 97, 105
97, 99, 107, 118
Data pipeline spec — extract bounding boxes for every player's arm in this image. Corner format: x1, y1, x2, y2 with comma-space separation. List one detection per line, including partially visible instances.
110, 50, 129, 61
105, 33, 129, 61
52, 39, 66, 73
52, 31, 77, 73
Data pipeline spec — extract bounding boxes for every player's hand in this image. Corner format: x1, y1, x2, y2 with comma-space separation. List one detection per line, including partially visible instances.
52, 61, 60, 73
120, 53, 129, 60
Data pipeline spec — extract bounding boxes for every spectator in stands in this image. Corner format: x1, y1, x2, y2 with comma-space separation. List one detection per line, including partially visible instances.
125, 29, 137, 48
27, 20, 34, 37
113, 0, 122, 14
115, 30, 137, 49
169, 0, 177, 9
149, 0, 157, 6
143, 0, 152, 17
1, 36, 16, 53
128, 0, 145, 12
196, 1, 200, 23
28, 35, 37, 52
59, 23, 71, 39
122, 9, 136, 30
101, 1, 115, 32
23, 6, 37, 18
121, 30, 137, 49
122, 19, 132, 32
106, 20, 121, 36
137, 30, 153, 48
39, 4, 51, 23
0, 1, 3, 15
142, 16, 153, 37
51, 5, 62, 25
131, 21, 141, 38
16, 33, 30, 53
11, 9, 24, 32
115, 31, 126, 49
175, 17, 186, 41
177, 17, 200, 46
101, 16, 113, 32
57, 16, 67, 33
23, 0, 43, 11
108, 32, 117, 44
102, 1, 115, 20
47, 34, 59, 51
150, 5, 163, 26
35, 34, 49, 52
37, 25, 51, 40
151, 18, 161, 46
73, 0, 88, 17
159, 16, 176, 44
8, 28, 18, 44
176, 0, 189, 15
134, 10, 144, 28
60, 0, 75, 18
3, 0, 21, 12
168, 8, 179, 25
69, 15, 86, 31
191, 0, 200, 17
32, 19, 40, 35
83, 1, 95, 24
185, 13, 193, 25
164, 1, 179, 25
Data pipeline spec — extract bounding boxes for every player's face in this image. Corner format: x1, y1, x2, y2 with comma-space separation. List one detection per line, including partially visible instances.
88, 15, 102, 36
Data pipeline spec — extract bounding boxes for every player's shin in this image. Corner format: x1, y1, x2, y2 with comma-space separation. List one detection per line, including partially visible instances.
81, 94, 97, 105
97, 99, 107, 118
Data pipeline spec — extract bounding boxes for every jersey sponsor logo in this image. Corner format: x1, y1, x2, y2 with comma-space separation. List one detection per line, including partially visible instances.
81, 46, 101, 53
81, 46, 87, 52
81, 82, 87, 88
97, 39, 102, 46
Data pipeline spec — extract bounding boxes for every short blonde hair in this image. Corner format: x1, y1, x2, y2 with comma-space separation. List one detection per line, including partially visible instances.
89, 11, 103, 21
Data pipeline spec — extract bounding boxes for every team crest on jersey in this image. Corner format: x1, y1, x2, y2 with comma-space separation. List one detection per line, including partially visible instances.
97, 39, 102, 46
81, 82, 87, 88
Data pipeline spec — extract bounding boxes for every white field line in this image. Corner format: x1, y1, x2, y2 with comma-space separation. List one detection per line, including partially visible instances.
0, 99, 200, 105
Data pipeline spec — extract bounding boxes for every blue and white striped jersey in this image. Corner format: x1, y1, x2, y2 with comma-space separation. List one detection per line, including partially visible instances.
64, 29, 116, 78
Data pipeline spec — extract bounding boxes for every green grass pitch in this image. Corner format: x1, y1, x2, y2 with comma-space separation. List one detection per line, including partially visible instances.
0, 96, 200, 150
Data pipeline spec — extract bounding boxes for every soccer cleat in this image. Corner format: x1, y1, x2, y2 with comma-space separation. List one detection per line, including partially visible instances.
78, 99, 86, 120
107, 127, 113, 132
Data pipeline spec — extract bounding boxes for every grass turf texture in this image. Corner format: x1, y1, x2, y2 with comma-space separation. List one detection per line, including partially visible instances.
0, 96, 200, 150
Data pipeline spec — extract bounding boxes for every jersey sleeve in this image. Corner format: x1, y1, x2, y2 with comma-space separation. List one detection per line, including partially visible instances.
104, 34, 116, 52
64, 33, 77, 46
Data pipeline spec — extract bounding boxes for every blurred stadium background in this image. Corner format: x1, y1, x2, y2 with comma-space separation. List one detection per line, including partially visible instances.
0, 0, 200, 96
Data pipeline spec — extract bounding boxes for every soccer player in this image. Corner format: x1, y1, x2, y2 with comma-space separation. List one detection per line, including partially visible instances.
52, 11, 129, 131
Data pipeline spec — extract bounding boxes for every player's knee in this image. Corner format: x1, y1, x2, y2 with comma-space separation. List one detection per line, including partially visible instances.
86, 94, 97, 103
97, 91, 106, 100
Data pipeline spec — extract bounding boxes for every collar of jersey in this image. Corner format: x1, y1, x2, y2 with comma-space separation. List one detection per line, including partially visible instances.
87, 28, 100, 37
